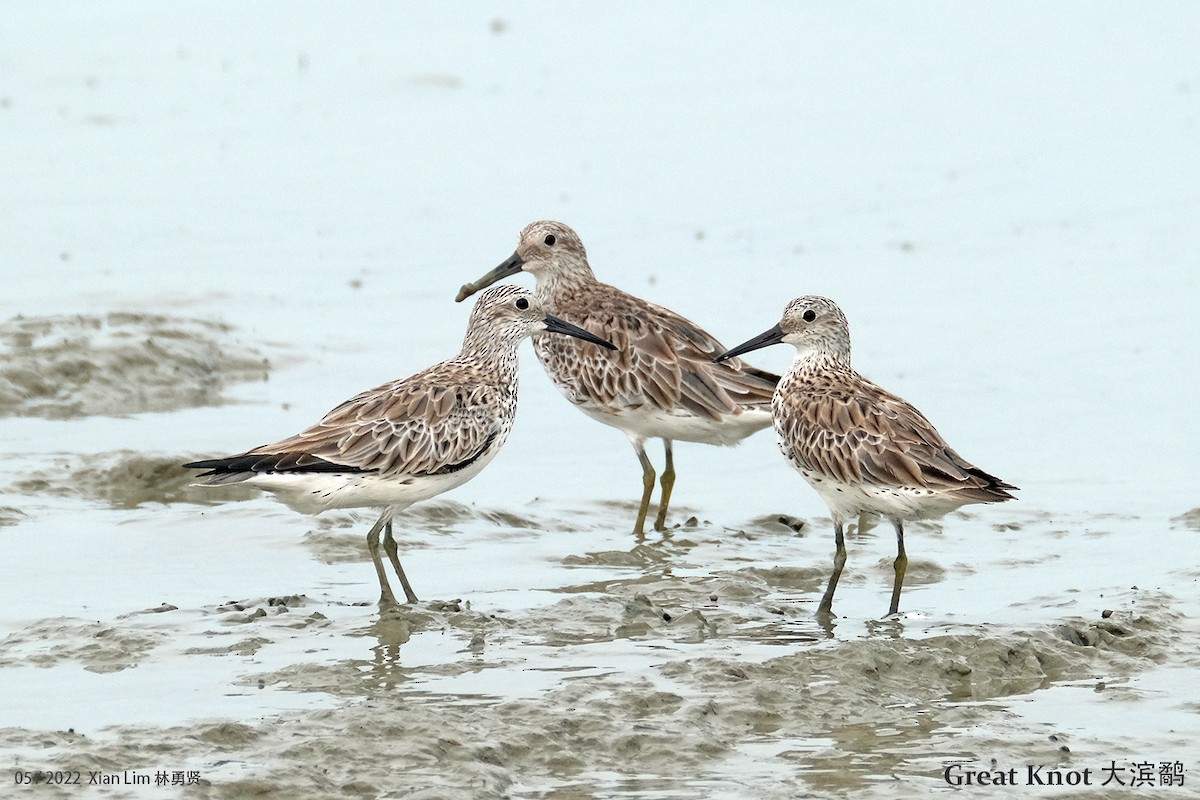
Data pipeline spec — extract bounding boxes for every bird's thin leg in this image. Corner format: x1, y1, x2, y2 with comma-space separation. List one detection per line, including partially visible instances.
816, 522, 847, 617
382, 520, 419, 604
631, 438, 655, 537
366, 511, 399, 607
652, 439, 676, 532
888, 519, 908, 616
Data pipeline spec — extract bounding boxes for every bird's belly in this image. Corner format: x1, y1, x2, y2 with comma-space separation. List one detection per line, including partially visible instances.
575, 402, 772, 445
794, 468, 969, 523
242, 456, 495, 515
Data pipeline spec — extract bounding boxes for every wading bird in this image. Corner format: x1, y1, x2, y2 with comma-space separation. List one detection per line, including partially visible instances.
716, 295, 1016, 616
456, 221, 778, 535
185, 286, 615, 606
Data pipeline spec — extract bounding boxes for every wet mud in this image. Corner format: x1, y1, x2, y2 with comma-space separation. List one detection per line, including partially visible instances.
3, 434, 1194, 798
0, 563, 1186, 799
0, 313, 269, 418
9, 451, 260, 509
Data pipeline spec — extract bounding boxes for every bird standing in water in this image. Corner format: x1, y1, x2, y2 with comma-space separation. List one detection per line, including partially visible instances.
716, 295, 1016, 617
185, 286, 615, 607
456, 221, 779, 535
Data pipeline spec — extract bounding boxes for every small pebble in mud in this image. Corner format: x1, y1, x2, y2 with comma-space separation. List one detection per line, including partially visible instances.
1101, 609, 1113, 618
683, 516, 699, 528
709, 594, 718, 603
662, 612, 672, 622
1095, 681, 1107, 692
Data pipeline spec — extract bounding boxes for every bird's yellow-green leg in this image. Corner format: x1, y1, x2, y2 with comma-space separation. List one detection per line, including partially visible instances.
366, 512, 399, 607
631, 439, 656, 536
382, 519, 420, 604
817, 522, 847, 617
888, 519, 908, 616
653, 439, 676, 532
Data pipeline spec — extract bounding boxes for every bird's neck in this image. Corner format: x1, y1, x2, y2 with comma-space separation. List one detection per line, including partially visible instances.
457, 330, 523, 384
791, 346, 852, 377
533, 262, 597, 304
780, 351, 854, 404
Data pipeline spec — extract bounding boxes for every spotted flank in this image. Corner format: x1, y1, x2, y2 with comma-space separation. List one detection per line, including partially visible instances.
184, 286, 615, 608
456, 220, 780, 535
715, 295, 1016, 617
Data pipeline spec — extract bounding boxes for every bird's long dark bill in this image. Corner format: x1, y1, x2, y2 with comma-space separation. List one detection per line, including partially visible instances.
543, 314, 617, 350
714, 323, 785, 362
454, 251, 526, 302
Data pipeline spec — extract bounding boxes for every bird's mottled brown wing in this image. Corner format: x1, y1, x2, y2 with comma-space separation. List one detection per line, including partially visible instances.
234, 363, 505, 477
537, 283, 778, 420
779, 375, 1015, 499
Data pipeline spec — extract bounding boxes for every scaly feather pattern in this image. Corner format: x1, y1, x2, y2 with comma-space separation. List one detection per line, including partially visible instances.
776, 359, 1015, 505
534, 282, 778, 422
189, 367, 509, 480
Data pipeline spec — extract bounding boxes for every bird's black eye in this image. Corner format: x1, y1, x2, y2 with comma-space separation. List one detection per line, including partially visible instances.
802, 310, 816, 322
544, 234, 556, 246
515, 297, 529, 310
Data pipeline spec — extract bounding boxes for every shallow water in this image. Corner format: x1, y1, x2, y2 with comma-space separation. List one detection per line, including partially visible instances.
2, 3, 1199, 798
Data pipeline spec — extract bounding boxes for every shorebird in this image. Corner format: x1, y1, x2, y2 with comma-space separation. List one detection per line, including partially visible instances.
184, 286, 615, 607
715, 296, 1016, 617
455, 221, 779, 535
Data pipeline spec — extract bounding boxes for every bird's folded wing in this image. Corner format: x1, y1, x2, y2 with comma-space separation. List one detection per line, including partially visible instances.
546, 291, 776, 419
239, 372, 502, 477
784, 385, 1003, 492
